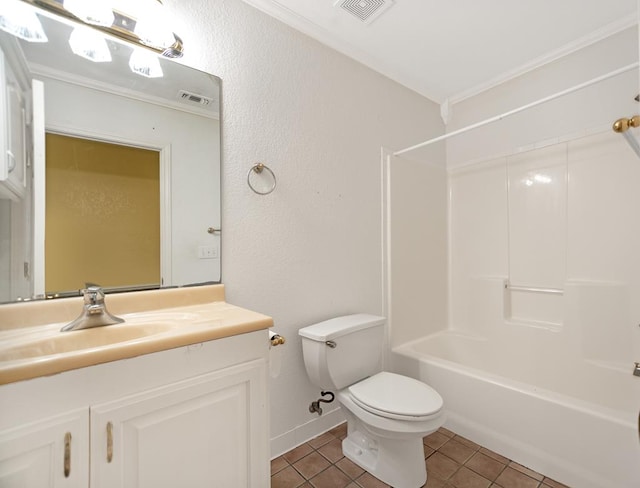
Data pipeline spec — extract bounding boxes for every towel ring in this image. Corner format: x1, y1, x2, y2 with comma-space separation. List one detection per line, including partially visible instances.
247, 163, 277, 195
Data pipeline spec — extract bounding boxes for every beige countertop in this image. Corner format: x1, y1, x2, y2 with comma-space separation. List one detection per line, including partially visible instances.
0, 285, 273, 385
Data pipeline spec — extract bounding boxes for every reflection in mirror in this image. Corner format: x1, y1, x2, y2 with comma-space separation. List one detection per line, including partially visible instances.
0, 3, 221, 304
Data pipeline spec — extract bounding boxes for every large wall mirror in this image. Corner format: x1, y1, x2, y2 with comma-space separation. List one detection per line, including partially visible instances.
0, 3, 221, 304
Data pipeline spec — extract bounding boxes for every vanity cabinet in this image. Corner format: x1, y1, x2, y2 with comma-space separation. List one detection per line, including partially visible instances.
91, 360, 265, 488
0, 330, 270, 488
0, 410, 89, 488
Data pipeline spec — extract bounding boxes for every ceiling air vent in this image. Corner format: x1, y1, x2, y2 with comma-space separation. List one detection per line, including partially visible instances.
334, 0, 394, 25
177, 90, 213, 106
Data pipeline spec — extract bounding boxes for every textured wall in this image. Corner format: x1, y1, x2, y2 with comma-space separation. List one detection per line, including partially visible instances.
163, 0, 444, 455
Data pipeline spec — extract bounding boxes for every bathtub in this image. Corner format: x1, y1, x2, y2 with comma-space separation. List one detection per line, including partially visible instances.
394, 330, 640, 488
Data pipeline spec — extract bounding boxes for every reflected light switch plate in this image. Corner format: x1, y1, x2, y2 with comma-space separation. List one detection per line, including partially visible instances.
197, 246, 218, 259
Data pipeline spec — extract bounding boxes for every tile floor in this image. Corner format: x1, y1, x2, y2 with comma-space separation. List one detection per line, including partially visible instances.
271, 424, 570, 488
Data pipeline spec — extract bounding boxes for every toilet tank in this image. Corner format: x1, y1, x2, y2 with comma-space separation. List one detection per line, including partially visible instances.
298, 314, 385, 391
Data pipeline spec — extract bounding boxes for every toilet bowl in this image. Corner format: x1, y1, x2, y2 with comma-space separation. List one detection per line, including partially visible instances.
299, 314, 445, 488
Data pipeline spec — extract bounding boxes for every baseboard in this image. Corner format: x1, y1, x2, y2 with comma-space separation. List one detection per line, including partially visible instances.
270, 407, 346, 459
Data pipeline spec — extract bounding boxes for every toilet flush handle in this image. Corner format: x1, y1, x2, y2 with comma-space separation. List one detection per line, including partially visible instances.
325, 340, 337, 348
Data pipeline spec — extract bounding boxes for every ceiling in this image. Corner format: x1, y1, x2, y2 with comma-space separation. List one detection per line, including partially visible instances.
241, 0, 638, 104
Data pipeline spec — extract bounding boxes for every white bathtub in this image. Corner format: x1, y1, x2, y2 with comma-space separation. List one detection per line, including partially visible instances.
394, 330, 640, 488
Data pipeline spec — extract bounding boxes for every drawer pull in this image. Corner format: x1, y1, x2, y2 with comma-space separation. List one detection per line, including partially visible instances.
63, 432, 71, 478
106, 422, 113, 463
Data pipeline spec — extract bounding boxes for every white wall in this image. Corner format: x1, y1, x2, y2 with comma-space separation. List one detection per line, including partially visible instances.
388, 156, 448, 349
164, 0, 444, 456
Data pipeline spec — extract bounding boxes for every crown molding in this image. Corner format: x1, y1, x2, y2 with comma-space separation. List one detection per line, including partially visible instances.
448, 13, 638, 105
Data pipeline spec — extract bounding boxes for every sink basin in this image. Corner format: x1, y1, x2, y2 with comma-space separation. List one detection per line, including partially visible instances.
0, 312, 202, 362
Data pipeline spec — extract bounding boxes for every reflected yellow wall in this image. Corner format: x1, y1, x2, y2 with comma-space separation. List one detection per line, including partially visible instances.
45, 134, 160, 292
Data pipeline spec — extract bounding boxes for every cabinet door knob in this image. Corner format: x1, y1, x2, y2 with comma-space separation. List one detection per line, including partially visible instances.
64, 432, 72, 478
106, 422, 114, 463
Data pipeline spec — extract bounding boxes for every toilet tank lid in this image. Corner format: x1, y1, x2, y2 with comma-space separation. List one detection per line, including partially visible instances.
298, 314, 385, 342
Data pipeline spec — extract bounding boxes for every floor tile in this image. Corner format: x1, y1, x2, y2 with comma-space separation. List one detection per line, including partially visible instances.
271, 455, 289, 475
465, 452, 506, 481
283, 443, 314, 464
425, 476, 446, 487
479, 447, 510, 465
293, 451, 331, 479
336, 456, 365, 480
438, 427, 455, 438
354, 471, 391, 487
509, 462, 543, 481
271, 465, 306, 488
426, 452, 461, 481
272, 425, 565, 488
329, 422, 348, 439
309, 466, 351, 488
317, 438, 344, 463
424, 444, 436, 459
439, 439, 475, 464
448, 466, 491, 488
494, 466, 541, 488
541, 478, 570, 488
424, 431, 451, 450
452, 435, 480, 451
308, 432, 335, 449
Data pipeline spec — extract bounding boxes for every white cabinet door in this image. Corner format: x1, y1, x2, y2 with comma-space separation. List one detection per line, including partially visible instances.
0, 409, 89, 488
91, 358, 268, 488
0, 49, 28, 200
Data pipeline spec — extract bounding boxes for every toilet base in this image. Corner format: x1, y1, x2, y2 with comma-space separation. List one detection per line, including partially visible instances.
341, 424, 427, 488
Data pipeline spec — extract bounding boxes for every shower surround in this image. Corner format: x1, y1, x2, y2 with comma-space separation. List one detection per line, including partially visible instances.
392, 130, 640, 488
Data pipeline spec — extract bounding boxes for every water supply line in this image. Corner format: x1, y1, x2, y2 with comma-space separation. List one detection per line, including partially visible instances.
612, 115, 640, 158
309, 391, 335, 416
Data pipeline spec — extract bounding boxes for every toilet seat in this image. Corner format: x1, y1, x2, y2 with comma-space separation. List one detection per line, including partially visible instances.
348, 372, 443, 421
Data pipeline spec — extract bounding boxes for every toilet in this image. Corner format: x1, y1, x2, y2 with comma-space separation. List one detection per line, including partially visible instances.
298, 314, 444, 488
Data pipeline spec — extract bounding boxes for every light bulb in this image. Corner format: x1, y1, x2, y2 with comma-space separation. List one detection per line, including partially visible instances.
69, 27, 112, 63
0, 0, 48, 42
132, 0, 175, 50
129, 49, 163, 78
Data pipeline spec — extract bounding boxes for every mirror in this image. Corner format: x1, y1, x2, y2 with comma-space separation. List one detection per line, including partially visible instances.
0, 4, 221, 303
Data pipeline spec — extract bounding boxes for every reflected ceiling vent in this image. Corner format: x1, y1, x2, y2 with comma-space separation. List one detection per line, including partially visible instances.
177, 90, 213, 106
334, 0, 395, 25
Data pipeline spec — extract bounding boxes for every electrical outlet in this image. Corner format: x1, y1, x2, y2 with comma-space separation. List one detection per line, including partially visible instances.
198, 246, 218, 259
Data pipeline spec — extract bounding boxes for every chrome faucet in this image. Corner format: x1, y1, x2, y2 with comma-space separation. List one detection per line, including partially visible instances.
634, 362, 640, 377
60, 286, 124, 332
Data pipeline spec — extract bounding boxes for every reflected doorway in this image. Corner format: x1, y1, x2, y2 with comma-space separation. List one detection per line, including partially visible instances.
45, 133, 161, 293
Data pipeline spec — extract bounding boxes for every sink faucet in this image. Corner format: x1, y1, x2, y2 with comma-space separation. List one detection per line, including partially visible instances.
61, 286, 124, 332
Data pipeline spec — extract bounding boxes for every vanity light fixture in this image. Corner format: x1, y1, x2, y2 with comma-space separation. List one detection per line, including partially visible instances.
129, 48, 163, 78
0, 0, 48, 42
63, 0, 114, 27
124, 0, 177, 55
68, 26, 112, 63
17, 0, 184, 57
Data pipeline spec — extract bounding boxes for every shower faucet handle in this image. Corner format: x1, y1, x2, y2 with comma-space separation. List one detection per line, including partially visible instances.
633, 362, 640, 377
